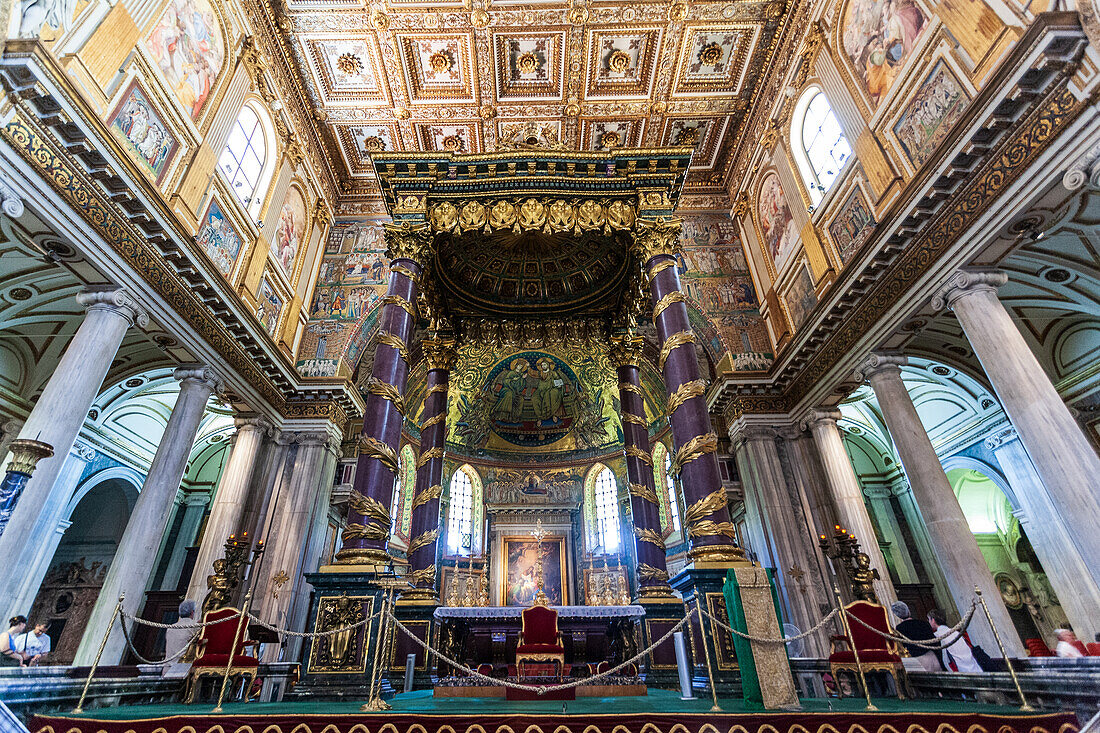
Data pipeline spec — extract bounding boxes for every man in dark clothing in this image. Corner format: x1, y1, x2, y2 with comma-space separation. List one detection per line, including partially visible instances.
891, 601, 943, 671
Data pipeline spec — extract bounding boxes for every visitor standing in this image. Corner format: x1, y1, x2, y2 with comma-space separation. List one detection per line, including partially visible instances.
890, 601, 943, 671
0, 616, 27, 667
927, 610, 982, 672
14, 622, 51, 666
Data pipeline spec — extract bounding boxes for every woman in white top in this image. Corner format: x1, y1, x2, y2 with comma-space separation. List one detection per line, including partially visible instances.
928, 609, 983, 673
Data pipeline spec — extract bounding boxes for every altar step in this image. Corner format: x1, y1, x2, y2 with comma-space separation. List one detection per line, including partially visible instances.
433, 678, 647, 700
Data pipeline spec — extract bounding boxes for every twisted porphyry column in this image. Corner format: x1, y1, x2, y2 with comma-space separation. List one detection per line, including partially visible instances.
633, 217, 743, 564
402, 331, 457, 601
337, 223, 433, 566
610, 332, 674, 599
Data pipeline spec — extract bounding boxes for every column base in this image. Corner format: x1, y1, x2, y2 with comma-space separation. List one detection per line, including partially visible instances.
670, 567, 742, 696
397, 588, 440, 604
637, 597, 686, 691
634, 584, 678, 603
334, 547, 392, 567
687, 543, 747, 564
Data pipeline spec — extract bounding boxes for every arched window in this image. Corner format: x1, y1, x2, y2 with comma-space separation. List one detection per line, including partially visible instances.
447, 466, 483, 556
390, 445, 415, 544
218, 102, 273, 214
791, 88, 851, 203
592, 467, 621, 553
663, 451, 682, 534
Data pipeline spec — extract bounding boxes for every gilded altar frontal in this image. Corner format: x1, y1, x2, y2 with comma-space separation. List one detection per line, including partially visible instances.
1, 0, 1100, 722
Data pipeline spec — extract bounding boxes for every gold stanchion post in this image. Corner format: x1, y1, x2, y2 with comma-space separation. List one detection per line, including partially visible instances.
974, 586, 1033, 711
694, 598, 722, 712
212, 590, 252, 713
363, 582, 397, 711
73, 594, 124, 713
833, 585, 878, 711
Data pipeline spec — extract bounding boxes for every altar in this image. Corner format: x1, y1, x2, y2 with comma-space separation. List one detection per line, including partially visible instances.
433, 605, 644, 676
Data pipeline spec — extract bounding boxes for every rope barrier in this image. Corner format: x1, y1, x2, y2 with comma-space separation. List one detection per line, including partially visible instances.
246, 609, 380, 639
118, 616, 198, 666
120, 610, 242, 630
698, 603, 840, 643
843, 602, 978, 650
386, 606, 699, 695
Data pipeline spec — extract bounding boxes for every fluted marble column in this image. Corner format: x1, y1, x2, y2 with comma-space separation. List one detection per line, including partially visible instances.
254, 430, 341, 660
859, 353, 1022, 655
933, 268, 1100, 596
0, 287, 148, 615
403, 332, 457, 602
803, 409, 897, 606
611, 332, 673, 600
337, 223, 432, 566
731, 424, 827, 656
186, 415, 272, 605
633, 218, 742, 564
986, 427, 1100, 641
75, 366, 221, 665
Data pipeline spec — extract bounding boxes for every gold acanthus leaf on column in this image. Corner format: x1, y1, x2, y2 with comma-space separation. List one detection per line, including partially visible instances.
687, 520, 738, 539
408, 528, 439, 554
359, 435, 400, 473
417, 447, 444, 468
343, 522, 390, 542
667, 379, 706, 416
410, 565, 436, 585
366, 377, 406, 417
637, 564, 671, 583
671, 432, 718, 476
349, 490, 393, 527
413, 483, 443, 509
625, 445, 653, 465
682, 486, 729, 526
634, 527, 667, 549
628, 481, 659, 505
658, 331, 696, 371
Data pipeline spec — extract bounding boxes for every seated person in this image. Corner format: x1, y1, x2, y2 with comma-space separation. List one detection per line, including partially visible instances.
1054, 628, 1085, 658
0, 616, 27, 667
927, 609, 981, 673
14, 622, 51, 666
890, 601, 942, 672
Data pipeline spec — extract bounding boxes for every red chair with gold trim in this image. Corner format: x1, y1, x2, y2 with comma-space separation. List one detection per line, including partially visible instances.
184, 607, 259, 703
829, 600, 908, 699
515, 605, 565, 679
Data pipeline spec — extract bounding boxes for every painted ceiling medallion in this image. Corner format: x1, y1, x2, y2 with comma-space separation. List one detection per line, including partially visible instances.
517, 51, 541, 75
607, 49, 632, 74
442, 134, 464, 151
698, 42, 724, 66
362, 135, 386, 152
336, 53, 363, 75
429, 50, 454, 73
675, 127, 700, 145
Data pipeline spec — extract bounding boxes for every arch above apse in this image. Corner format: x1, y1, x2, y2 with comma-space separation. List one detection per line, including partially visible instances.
944, 468, 1014, 536
65, 466, 143, 520
941, 455, 1017, 510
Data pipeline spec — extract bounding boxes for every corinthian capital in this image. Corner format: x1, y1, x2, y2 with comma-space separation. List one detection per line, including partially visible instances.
609, 333, 645, 368
930, 268, 1008, 311
422, 332, 458, 371
384, 221, 434, 267
76, 286, 149, 328
854, 352, 907, 382
631, 216, 682, 265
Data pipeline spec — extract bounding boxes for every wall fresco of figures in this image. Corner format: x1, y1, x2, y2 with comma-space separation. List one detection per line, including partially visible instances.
841, 0, 927, 106
196, 198, 243, 278
893, 60, 968, 168
146, 0, 225, 121
272, 186, 308, 278
829, 187, 876, 264
107, 80, 179, 185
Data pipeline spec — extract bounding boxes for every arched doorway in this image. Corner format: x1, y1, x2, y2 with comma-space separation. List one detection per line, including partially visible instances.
27, 475, 138, 664
945, 467, 1062, 645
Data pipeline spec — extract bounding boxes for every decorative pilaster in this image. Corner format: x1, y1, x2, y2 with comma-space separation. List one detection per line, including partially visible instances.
632, 217, 743, 565
0, 286, 147, 611
337, 222, 433, 566
402, 331, 457, 602
75, 365, 221, 665
801, 408, 896, 606
610, 332, 673, 600
932, 267, 1100, 601
858, 352, 1023, 655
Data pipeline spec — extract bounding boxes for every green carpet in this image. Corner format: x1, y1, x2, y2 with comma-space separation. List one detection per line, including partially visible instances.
59, 689, 1043, 720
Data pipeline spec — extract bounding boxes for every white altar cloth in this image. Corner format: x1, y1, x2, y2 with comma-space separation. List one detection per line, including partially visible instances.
434, 605, 645, 619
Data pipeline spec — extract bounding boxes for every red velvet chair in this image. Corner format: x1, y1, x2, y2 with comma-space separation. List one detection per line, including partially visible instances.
1086, 642, 1100, 657
828, 601, 907, 699
184, 607, 259, 703
1025, 637, 1053, 657
515, 605, 565, 679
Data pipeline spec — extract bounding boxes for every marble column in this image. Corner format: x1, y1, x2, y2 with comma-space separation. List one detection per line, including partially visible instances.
75, 366, 221, 665
863, 486, 919, 584
337, 223, 433, 566
803, 409, 897, 606
986, 426, 1100, 641
610, 332, 673, 600
860, 353, 1022, 655
160, 494, 209, 591
932, 268, 1100, 596
186, 415, 272, 605
253, 430, 341, 659
0, 287, 147, 613
632, 218, 742, 564
731, 425, 827, 656
402, 332, 457, 602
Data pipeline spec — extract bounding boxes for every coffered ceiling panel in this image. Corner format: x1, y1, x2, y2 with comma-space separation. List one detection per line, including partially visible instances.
280, 0, 789, 201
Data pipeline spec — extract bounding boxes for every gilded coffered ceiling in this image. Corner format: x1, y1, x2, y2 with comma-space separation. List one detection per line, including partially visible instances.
277, 0, 791, 207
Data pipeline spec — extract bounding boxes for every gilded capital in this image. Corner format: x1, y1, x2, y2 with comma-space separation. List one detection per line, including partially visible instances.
422, 332, 458, 371
6, 439, 54, 476
383, 221, 434, 267
631, 216, 683, 265
930, 268, 1008, 311
609, 333, 645, 368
